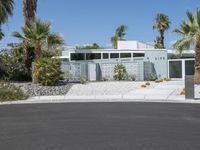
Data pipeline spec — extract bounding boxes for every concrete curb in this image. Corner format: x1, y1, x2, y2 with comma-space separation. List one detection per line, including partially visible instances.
0, 95, 200, 105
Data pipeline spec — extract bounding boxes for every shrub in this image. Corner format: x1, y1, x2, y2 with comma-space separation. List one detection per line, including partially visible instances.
164, 77, 171, 81
113, 64, 126, 80
145, 82, 150, 86
130, 75, 136, 81
0, 53, 31, 81
101, 76, 108, 81
0, 82, 29, 102
155, 79, 163, 83
141, 84, 147, 88
148, 73, 157, 81
180, 88, 185, 95
80, 76, 87, 84
33, 58, 62, 86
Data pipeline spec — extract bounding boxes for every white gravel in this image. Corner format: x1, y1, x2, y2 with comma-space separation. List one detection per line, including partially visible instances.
67, 81, 142, 96
66, 81, 185, 100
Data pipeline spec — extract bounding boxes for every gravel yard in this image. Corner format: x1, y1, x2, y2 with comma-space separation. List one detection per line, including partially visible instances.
67, 81, 141, 96
14, 82, 73, 96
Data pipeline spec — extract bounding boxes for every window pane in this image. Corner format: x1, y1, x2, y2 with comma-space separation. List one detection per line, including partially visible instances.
169, 61, 182, 78
86, 53, 101, 60
71, 53, 85, 61
120, 53, 131, 58
133, 53, 144, 57
110, 53, 119, 58
103, 53, 109, 59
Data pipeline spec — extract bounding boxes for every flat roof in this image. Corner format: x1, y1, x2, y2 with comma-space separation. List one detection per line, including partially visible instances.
63, 48, 167, 53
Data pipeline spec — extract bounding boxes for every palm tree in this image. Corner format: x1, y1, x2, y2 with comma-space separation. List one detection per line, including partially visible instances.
12, 19, 64, 59
23, 0, 37, 24
111, 25, 127, 49
153, 13, 170, 49
0, 0, 14, 39
173, 9, 200, 84
116, 25, 128, 40
154, 36, 163, 49
111, 35, 118, 49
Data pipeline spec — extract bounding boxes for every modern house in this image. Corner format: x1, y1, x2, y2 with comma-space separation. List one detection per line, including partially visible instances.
60, 41, 195, 81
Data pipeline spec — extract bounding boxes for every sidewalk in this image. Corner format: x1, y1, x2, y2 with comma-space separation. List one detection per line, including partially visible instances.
1, 80, 200, 105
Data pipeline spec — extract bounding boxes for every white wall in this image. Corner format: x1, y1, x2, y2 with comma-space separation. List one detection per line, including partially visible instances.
117, 41, 154, 50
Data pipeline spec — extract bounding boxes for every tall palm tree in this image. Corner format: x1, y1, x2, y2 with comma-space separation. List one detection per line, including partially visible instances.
23, 0, 37, 24
173, 9, 200, 84
111, 25, 127, 49
116, 25, 128, 40
111, 35, 118, 49
153, 13, 170, 49
12, 19, 64, 59
0, 0, 14, 39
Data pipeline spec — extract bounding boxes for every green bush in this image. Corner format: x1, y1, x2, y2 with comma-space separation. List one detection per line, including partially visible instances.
0, 82, 29, 102
0, 53, 31, 81
33, 58, 62, 86
80, 76, 87, 84
101, 76, 108, 81
113, 64, 127, 80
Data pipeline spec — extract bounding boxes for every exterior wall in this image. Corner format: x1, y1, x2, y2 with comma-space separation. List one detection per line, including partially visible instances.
144, 50, 168, 79
98, 60, 144, 81
117, 41, 154, 50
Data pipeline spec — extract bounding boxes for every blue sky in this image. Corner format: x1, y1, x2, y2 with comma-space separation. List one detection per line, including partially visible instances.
1, 0, 200, 49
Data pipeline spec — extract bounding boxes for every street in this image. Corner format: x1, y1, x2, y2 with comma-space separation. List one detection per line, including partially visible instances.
0, 102, 200, 150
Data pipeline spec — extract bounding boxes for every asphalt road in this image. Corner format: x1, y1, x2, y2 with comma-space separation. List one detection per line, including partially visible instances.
0, 102, 200, 150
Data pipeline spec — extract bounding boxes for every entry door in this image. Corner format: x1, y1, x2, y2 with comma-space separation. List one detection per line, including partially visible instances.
88, 63, 96, 81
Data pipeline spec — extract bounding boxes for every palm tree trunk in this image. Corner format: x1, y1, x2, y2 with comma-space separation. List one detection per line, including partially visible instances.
35, 47, 42, 59
160, 30, 165, 49
194, 43, 200, 84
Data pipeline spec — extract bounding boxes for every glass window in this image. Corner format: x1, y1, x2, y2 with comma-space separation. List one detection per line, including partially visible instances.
169, 61, 182, 78
133, 53, 144, 57
103, 53, 109, 59
71, 53, 85, 61
110, 53, 119, 58
86, 53, 101, 60
120, 53, 131, 58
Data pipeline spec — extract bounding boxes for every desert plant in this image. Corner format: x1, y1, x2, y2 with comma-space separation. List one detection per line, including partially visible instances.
145, 82, 151, 86
130, 74, 136, 81
164, 77, 171, 81
173, 9, 200, 84
80, 76, 87, 84
153, 13, 170, 48
148, 73, 157, 81
33, 57, 62, 86
101, 76, 108, 81
0, 0, 14, 40
155, 79, 163, 83
141, 84, 147, 88
0, 51, 31, 81
0, 82, 29, 102
180, 88, 185, 95
12, 19, 64, 59
113, 64, 127, 80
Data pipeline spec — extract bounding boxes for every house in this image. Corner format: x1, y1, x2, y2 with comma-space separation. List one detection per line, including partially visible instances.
60, 41, 194, 81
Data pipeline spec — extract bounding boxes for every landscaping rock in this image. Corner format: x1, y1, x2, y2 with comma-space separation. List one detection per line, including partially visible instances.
13, 81, 73, 96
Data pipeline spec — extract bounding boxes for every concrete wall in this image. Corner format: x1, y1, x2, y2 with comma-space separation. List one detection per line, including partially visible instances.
144, 50, 168, 79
